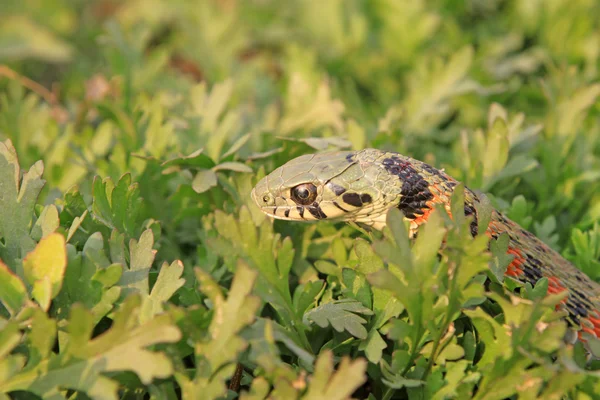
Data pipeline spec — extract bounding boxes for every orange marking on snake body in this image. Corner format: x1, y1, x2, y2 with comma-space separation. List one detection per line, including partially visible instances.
505, 247, 525, 278
579, 326, 596, 339
412, 193, 446, 226
412, 204, 435, 225
547, 276, 567, 295
585, 313, 600, 337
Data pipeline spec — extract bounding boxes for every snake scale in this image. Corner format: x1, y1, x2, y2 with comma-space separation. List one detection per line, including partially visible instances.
251, 148, 600, 345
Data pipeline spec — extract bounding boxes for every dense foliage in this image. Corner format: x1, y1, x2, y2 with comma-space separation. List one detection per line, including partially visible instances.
1, 1, 600, 399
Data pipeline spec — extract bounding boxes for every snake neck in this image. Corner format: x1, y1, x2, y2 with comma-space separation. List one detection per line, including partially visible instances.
377, 153, 478, 235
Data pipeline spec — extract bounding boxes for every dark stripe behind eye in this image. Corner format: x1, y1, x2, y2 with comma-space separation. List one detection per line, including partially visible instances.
307, 204, 327, 219
328, 182, 347, 196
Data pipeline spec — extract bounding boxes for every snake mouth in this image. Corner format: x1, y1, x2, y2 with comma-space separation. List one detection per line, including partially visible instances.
258, 205, 301, 221
251, 188, 298, 220
252, 188, 334, 222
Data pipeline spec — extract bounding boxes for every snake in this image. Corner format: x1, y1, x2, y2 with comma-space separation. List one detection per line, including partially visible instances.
251, 148, 600, 346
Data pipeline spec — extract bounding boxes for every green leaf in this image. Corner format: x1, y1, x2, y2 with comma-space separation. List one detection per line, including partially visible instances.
354, 238, 384, 275
556, 83, 600, 138
487, 155, 538, 189
533, 216, 560, 250
175, 260, 261, 399
489, 233, 513, 283
119, 229, 156, 297
0, 139, 45, 270
0, 259, 28, 315
30, 205, 59, 242
213, 162, 253, 173
276, 236, 295, 279
474, 192, 494, 235
0, 322, 24, 381
304, 299, 374, 339
354, 239, 402, 327
192, 169, 218, 193
53, 233, 123, 322
0, 295, 181, 399
314, 260, 340, 276
208, 207, 299, 333
221, 133, 250, 159
161, 148, 215, 170
482, 117, 510, 185
380, 357, 425, 389
342, 268, 372, 309
303, 350, 367, 400
359, 329, 387, 363
293, 280, 325, 316
26, 308, 57, 364
141, 260, 185, 322
91, 174, 143, 239
242, 317, 315, 372
404, 45, 475, 132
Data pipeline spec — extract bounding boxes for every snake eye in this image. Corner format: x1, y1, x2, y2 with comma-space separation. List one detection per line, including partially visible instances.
291, 183, 317, 205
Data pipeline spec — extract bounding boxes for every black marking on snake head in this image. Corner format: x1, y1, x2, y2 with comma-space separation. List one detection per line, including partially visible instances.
345, 153, 355, 163
342, 192, 372, 207
382, 157, 434, 219
297, 206, 305, 219
328, 182, 347, 196
307, 202, 327, 219
284, 209, 290, 218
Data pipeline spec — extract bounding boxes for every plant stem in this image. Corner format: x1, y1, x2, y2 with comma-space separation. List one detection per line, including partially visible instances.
229, 363, 244, 392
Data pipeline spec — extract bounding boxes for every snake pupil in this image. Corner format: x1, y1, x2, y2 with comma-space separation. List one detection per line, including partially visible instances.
291, 183, 317, 205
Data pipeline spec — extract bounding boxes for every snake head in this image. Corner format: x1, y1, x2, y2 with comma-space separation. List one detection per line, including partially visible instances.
251, 149, 402, 229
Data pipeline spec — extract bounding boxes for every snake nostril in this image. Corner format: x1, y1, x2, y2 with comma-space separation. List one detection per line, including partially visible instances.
261, 193, 275, 205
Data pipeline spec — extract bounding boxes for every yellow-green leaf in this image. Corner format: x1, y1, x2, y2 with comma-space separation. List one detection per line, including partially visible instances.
22, 232, 67, 310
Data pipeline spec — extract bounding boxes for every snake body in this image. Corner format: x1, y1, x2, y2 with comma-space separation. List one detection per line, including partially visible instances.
251, 148, 600, 344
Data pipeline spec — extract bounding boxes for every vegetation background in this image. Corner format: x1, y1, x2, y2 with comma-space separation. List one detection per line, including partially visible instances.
1, 0, 600, 399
